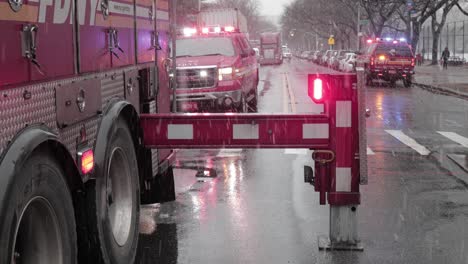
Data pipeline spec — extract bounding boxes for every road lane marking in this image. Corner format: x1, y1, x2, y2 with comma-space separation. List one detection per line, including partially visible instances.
385, 130, 431, 155
437, 131, 468, 148
282, 73, 289, 113
285, 73, 297, 113
367, 147, 375, 155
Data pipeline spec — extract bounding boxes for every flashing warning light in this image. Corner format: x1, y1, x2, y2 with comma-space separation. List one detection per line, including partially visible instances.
393, 40, 398, 44
202, 27, 209, 34
80, 149, 94, 175
308, 74, 329, 103
183, 27, 197, 36
367, 39, 373, 44
400, 38, 407, 42
224, 26, 235, 32
313, 78, 323, 101
378, 55, 386, 61
385, 37, 392, 42
214, 27, 221, 33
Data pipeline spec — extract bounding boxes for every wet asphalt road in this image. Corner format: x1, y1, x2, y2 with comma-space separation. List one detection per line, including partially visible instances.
136, 58, 468, 264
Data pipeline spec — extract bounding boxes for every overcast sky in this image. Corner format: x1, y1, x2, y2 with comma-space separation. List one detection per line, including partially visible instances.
258, 0, 292, 16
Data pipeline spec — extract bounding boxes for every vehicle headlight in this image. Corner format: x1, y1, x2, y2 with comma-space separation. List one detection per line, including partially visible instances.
218, 67, 234, 81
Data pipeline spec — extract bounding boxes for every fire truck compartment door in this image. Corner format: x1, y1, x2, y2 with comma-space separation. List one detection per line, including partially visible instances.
136, 0, 157, 64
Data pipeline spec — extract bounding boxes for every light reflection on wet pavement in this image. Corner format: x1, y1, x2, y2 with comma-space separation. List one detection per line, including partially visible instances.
136, 58, 468, 264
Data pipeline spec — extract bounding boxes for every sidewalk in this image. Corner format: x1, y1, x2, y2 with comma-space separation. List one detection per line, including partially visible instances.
414, 64, 468, 98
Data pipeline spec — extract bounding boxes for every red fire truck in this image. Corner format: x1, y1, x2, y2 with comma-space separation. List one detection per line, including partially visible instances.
0, 0, 367, 262
0, 1, 176, 263
364, 38, 415, 87
175, 26, 259, 112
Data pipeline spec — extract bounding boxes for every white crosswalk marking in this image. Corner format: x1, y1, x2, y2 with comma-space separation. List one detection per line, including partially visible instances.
437, 131, 468, 148
385, 130, 431, 155
367, 147, 375, 155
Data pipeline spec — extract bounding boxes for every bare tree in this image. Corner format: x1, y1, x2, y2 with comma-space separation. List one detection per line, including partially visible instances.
430, 0, 458, 64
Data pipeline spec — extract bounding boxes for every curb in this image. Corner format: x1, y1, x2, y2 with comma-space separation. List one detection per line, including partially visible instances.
413, 82, 468, 100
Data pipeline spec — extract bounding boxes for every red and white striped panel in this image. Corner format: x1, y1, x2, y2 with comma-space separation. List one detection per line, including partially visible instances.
334, 100, 354, 193
141, 113, 331, 149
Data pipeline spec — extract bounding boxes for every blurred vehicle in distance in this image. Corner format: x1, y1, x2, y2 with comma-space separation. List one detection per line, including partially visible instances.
259, 32, 283, 65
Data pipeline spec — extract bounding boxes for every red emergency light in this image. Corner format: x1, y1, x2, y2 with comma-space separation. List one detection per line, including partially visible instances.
224, 26, 235, 32
78, 148, 95, 175
308, 74, 328, 103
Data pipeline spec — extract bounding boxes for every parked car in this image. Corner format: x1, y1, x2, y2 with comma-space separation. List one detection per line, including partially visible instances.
320, 50, 333, 65
340, 53, 357, 72
331, 50, 353, 70
312, 50, 323, 63
326, 50, 338, 67
300, 51, 310, 59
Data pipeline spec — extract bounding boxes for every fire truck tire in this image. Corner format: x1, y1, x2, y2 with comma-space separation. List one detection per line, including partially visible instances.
1, 150, 77, 264
403, 77, 412, 88
86, 117, 140, 264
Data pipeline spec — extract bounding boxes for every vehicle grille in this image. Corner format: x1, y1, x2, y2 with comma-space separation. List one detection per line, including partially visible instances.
176, 68, 217, 89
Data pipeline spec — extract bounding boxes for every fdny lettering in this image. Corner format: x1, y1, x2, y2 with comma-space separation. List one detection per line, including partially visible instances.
38, 0, 100, 25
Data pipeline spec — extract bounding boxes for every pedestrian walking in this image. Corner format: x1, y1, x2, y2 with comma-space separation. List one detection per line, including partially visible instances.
421, 48, 425, 63
441, 47, 450, 70
416, 53, 422, 66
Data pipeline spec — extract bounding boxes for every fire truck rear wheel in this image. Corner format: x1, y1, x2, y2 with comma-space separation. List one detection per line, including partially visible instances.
87, 117, 140, 264
2, 150, 77, 264
403, 77, 412, 88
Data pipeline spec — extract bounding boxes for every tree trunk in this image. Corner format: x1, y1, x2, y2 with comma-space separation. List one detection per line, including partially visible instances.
411, 22, 421, 52
431, 32, 440, 64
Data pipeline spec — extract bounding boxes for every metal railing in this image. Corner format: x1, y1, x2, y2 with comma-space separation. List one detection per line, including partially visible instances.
418, 20, 468, 61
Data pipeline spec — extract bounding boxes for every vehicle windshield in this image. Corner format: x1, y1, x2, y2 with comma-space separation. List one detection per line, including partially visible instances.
373, 43, 413, 57
176, 37, 236, 57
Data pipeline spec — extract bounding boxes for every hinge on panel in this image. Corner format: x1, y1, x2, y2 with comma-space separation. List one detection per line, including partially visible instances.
21, 24, 43, 74
8, 0, 22, 12
151, 31, 162, 50
101, 0, 110, 19
108, 28, 124, 59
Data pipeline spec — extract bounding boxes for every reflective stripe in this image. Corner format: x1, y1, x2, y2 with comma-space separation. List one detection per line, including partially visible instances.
336, 101, 351, 128
168, 124, 193, 140
136, 6, 153, 19
302, 124, 329, 139
109, 1, 134, 16
336, 167, 351, 192
233, 124, 259, 140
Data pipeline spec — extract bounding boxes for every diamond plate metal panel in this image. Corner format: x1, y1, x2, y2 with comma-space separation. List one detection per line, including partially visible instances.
102, 73, 125, 105
0, 66, 139, 163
